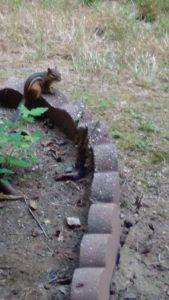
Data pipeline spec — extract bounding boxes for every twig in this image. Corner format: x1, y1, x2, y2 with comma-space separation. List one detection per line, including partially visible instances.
50, 152, 58, 161
57, 277, 71, 285
69, 180, 82, 191
55, 173, 80, 182
0, 193, 23, 201
24, 196, 54, 254
24, 197, 49, 239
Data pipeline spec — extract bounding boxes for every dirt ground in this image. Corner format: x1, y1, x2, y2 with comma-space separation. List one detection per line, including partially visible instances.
111, 165, 169, 299
110, 85, 169, 300
0, 107, 91, 300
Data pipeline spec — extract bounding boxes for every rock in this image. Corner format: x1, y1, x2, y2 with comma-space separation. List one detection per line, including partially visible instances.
31, 228, 40, 237
44, 219, 51, 225
65, 166, 74, 173
58, 286, 67, 295
66, 217, 81, 228
29, 200, 38, 210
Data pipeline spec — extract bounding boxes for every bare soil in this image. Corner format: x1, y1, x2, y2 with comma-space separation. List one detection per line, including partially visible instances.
110, 86, 169, 300
0, 108, 91, 300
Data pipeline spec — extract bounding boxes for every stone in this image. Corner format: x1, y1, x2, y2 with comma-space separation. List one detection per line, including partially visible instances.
66, 217, 81, 228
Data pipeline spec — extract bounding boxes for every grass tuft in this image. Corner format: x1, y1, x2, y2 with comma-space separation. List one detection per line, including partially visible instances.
139, 120, 159, 133
136, 0, 158, 22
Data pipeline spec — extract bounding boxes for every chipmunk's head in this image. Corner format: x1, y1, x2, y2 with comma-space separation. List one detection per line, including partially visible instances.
47, 67, 61, 82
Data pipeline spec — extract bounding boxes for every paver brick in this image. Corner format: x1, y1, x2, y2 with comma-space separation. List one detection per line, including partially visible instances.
93, 143, 118, 172
80, 233, 119, 276
88, 203, 120, 234
61, 101, 86, 122
83, 121, 110, 145
71, 268, 109, 300
91, 172, 120, 203
80, 234, 112, 268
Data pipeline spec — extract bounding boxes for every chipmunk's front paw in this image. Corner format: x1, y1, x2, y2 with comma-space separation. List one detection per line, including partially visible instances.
49, 87, 55, 95
43, 87, 55, 95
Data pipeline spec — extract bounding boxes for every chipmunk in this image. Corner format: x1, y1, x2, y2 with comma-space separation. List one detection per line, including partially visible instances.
24, 67, 61, 109
11, 67, 61, 121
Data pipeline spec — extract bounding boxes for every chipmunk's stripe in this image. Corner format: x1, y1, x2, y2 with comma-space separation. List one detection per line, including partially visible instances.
24, 72, 44, 92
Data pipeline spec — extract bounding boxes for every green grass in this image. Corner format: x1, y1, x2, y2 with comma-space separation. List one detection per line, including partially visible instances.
78, 0, 99, 5
151, 150, 169, 164
136, 0, 157, 22
139, 120, 159, 133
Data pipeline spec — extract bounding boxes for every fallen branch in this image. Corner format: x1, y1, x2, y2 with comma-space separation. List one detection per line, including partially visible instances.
0, 193, 23, 201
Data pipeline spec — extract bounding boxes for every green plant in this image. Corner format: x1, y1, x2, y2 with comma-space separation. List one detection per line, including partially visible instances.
129, 109, 142, 120
0, 105, 48, 186
139, 120, 159, 133
119, 132, 149, 151
151, 149, 169, 164
157, 0, 169, 13
136, 0, 157, 22
79, 0, 99, 6
7, 0, 23, 8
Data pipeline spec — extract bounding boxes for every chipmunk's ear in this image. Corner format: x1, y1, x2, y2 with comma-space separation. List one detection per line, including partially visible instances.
47, 68, 52, 74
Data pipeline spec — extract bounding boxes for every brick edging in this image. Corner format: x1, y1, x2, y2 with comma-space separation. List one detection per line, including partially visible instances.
0, 77, 120, 300
71, 115, 120, 300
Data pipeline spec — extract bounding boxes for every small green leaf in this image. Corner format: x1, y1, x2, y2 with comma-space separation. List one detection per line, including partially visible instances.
0, 168, 14, 175
7, 156, 32, 169
0, 156, 5, 164
0, 178, 11, 186
29, 107, 48, 116
31, 131, 43, 142
19, 104, 30, 118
